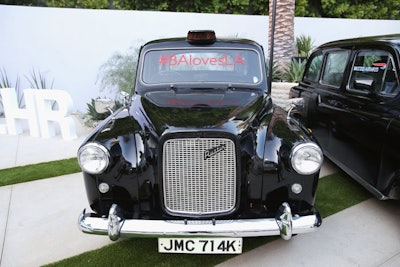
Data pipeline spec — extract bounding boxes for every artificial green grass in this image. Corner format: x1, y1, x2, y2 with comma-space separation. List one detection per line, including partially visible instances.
0, 158, 80, 186
45, 172, 371, 267
315, 171, 372, 218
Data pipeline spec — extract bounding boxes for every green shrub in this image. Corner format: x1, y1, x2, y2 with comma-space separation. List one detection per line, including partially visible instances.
0, 67, 54, 112
97, 46, 139, 94
25, 68, 54, 89
82, 98, 123, 127
266, 58, 281, 82
282, 59, 307, 82
296, 34, 314, 57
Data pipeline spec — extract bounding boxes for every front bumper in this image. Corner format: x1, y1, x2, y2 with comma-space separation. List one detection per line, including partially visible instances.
78, 203, 322, 241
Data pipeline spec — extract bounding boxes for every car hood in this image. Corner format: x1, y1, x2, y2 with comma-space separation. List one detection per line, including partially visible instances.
138, 89, 268, 135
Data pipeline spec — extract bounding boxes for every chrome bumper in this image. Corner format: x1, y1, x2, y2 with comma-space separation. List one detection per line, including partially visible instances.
78, 203, 322, 241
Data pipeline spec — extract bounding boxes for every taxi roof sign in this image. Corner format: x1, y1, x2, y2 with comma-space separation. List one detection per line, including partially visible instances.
187, 30, 216, 44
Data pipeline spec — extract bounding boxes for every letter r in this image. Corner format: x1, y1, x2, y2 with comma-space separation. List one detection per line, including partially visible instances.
34, 89, 77, 140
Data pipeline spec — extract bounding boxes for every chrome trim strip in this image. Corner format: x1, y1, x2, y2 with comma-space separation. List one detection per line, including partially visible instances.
78, 203, 321, 240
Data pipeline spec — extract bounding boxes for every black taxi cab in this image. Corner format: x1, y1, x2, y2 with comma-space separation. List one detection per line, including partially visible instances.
290, 34, 400, 200
77, 31, 324, 254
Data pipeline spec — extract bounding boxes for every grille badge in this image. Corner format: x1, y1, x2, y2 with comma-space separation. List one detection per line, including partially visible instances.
204, 144, 226, 160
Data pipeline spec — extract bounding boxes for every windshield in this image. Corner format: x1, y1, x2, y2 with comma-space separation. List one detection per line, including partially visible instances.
141, 49, 263, 85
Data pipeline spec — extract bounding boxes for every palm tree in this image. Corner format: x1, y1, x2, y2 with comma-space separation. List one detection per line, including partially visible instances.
268, 0, 296, 70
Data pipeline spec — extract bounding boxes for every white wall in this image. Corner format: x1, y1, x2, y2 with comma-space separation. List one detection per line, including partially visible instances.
294, 16, 400, 46
1, 5, 399, 112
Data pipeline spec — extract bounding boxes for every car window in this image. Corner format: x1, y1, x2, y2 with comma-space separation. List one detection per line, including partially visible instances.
381, 58, 400, 96
348, 50, 399, 96
141, 49, 262, 85
320, 51, 350, 88
304, 54, 323, 82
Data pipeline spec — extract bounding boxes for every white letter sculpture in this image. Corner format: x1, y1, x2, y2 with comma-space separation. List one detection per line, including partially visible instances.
34, 89, 77, 140
0, 88, 77, 140
0, 88, 40, 137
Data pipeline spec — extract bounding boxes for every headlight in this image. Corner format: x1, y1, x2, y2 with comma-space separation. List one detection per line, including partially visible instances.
290, 142, 323, 175
78, 143, 110, 174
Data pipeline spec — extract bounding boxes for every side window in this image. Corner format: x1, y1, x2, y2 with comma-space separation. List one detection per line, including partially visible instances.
382, 58, 399, 96
304, 54, 323, 82
349, 50, 398, 96
320, 51, 350, 87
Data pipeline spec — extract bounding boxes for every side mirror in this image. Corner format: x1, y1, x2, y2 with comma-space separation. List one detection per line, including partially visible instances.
95, 98, 116, 114
286, 98, 304, 121
117, 91, 130, 106
94, 92, 130, 114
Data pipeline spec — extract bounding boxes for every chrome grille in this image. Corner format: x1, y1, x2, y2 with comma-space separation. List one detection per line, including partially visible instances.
163, 138, 236, 216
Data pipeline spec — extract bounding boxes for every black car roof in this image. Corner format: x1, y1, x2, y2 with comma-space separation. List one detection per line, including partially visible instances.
318, 34, 400, 50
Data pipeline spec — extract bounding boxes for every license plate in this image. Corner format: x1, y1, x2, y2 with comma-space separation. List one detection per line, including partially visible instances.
158, 237, 242, 254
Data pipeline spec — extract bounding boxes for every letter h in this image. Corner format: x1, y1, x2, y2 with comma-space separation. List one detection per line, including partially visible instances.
0, 88, 40, 137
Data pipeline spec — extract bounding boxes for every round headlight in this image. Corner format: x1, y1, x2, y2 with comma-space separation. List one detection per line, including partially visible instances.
78, 143, 110, 174
290, 143, 323, 175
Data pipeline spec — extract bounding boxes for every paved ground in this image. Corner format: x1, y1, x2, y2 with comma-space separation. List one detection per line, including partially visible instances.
217, 199, 400, 267
1, 131, 399, 267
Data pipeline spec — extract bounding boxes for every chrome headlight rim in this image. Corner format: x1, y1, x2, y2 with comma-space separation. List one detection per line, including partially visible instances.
78, 142, 110, 175
290, 142, 323, 175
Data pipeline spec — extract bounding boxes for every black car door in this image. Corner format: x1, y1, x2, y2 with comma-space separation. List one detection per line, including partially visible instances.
326, 50, 397, 191
309, 50, 355, 164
